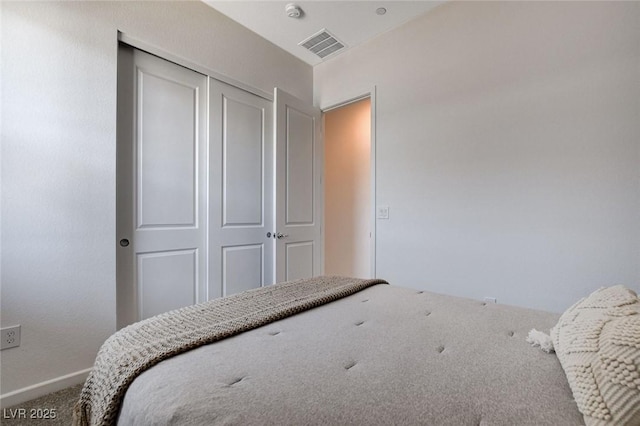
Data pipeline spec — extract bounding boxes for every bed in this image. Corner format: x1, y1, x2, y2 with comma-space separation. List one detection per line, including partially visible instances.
74, 276, 640, 426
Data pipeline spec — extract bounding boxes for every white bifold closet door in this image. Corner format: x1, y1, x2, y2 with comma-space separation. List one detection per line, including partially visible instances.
117, 46, 322, 329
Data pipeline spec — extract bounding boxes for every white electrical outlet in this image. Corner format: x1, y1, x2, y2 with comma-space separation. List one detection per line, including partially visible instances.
484, 297, 497, 304
1, 325, 21, 350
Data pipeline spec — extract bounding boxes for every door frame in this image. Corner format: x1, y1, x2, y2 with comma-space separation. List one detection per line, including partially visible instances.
320, 87, 377, 278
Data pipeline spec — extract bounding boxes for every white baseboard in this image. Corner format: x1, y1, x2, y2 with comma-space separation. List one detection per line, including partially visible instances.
0, 368, 91, 408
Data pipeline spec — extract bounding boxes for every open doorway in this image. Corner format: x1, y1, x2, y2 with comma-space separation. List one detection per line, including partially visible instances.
323, 97, 372, 278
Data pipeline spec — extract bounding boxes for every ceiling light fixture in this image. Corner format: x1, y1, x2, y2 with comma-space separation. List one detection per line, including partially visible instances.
376, 7, 387, 15
286, 3, 303, 19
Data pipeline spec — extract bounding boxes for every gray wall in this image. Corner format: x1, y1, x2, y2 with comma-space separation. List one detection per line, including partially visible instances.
315, 1, 640, 312
0, 0, 311, 396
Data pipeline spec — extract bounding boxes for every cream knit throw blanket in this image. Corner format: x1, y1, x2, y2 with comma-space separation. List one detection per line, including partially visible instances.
551, 285, 640, 425
73, 276, 387, 426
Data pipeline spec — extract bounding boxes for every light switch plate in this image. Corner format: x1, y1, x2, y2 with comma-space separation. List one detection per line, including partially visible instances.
377, 206, 389, 220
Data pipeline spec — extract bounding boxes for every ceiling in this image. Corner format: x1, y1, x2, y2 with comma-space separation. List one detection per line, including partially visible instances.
204, 1, 445, 66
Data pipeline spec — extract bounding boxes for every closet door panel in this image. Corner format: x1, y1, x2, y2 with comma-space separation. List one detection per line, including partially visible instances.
116, 47, 207, 328
222, 97, 264, 226
222, 244, 264, 295
210, 79, 274, 299
274, 88, 323, 283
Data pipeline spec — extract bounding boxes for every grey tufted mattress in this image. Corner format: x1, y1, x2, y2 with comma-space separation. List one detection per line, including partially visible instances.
117, 284, 583, 425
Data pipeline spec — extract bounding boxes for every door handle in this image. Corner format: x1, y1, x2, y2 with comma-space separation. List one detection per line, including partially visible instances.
276, 233, 288, 239
119, 238, 130, 247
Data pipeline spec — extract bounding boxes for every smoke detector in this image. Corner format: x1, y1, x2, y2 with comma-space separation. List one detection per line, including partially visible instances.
286, 4, 302, 19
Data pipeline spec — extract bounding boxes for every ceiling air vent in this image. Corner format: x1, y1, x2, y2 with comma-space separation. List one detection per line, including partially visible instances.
299, 29, 346, 60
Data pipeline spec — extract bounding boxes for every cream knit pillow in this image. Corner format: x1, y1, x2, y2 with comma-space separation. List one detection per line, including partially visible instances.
551, 285, 640, 425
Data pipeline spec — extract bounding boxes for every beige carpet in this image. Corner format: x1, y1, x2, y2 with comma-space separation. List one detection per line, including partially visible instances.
3, 384, 82, 425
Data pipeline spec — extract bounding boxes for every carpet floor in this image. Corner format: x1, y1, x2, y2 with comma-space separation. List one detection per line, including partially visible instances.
2, 384, 82, 425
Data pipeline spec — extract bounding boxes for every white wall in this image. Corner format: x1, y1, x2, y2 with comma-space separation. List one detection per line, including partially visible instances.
0, 0, 311, 399
315, 1, 640, 313
324, 99, 371, 278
